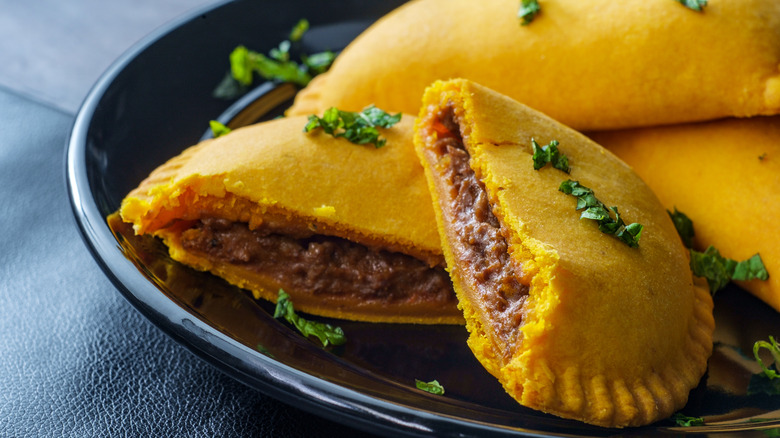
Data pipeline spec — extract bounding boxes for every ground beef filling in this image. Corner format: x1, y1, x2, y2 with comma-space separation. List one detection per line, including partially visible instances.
429, 105, 529, 354
179, 217, 455, 305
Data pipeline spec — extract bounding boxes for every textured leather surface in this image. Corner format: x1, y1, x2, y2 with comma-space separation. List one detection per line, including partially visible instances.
0, 87, 377, 437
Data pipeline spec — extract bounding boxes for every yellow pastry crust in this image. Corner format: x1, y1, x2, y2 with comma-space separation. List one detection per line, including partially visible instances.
414, 79, 714, 427
589, 116, 780, 313
289, 0, 780, 131
120, 115, 462, 324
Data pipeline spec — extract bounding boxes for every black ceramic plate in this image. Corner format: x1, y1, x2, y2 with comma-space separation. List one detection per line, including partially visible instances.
67, 1, 780, 436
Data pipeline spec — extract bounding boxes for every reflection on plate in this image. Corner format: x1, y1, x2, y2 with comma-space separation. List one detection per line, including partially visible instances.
67, 1, 780, 436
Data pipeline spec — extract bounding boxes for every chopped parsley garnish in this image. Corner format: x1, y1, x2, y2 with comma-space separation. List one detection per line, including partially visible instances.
747, 336, 780, 396
517, 0, 541, 25
209, 120, 232, 138
558, 180, 643, 248
667, 208, 769, 294
256, 344, 275, 358
674, 0, 707, 11
304, 105, 402, 148
300, 51, 336, 76
289, 18, 309, 42
268, 40, 293, 64
763, 428, 780, 438
213, 19, 335, 99
415, 379, 445, 395
230, 44, 312, 87
273, 289, 346, 347
667, 207, 695, 248
672, 413, 705, 427
754, 337, 780, 379
731, 254, 770, 282
532, 139, 570, 173
690, 246, 769, 294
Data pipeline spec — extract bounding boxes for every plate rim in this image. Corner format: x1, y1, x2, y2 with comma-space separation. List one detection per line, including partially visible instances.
64, 1, 780, 437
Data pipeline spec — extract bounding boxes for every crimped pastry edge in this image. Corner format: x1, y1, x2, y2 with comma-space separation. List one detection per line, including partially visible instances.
414, 78, 715, 427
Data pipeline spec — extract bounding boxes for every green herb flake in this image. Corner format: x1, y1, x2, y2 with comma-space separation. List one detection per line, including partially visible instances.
690, 246, 769, 294
748, 368, 780, 396
764, 428, 780, 438
289, 18, 309, 42
748, 422, 780, 438
667, 207, 695, 248
531, 139, 570, 173
273, 290, 346, 347
212, 71, 248, 99
674, 0, 707, 11
209, 120, 232, 138
759, 153, 768, 161
748, 419, 780, 437
518, 0, 541, 25
754, 337, 780, 380
221, 19, 334, 93
304, 105, 402, 148
301, 51, 337, 76
230, 45, 311, 87
229, 45, 254, 85
415, 379, 445, 395
672, 413, 705, 427
269, 40, 291, 63
256, 344, 275, 358
667, 208, 769, 293
558, 180, 643, 248
748, 336, 780, 396
732, 254, 770, 282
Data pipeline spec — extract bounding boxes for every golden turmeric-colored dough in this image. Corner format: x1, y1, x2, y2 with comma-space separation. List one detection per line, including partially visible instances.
119, 115, 462, 324
414, 79, 714, 427
589, 116, 780, 313
289, 0, 780, 130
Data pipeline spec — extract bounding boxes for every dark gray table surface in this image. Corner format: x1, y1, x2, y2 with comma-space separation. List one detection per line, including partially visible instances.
0, 2, 380, 436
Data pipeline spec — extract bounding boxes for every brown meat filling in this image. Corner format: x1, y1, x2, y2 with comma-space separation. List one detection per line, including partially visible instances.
428, 104, 529, 355
179, 217, 455, 305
